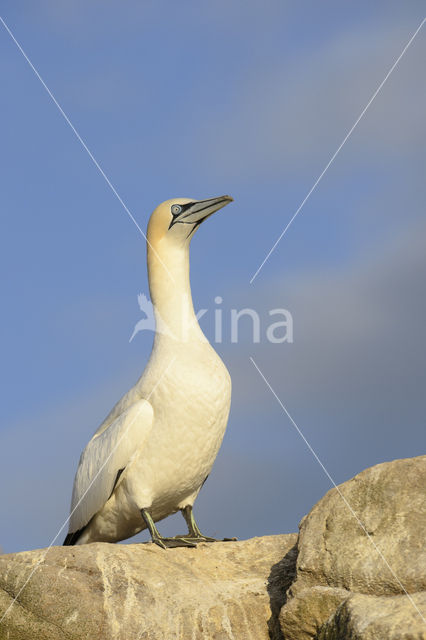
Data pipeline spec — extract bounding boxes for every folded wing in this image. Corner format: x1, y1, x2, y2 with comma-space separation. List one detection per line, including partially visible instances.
68, 398, 154, 534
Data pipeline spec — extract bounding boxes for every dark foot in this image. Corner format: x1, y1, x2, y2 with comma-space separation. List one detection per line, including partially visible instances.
174, 534, 218, 543
141, 508, 196, 549
153, 536, 197, 549
180, 506, 236, 543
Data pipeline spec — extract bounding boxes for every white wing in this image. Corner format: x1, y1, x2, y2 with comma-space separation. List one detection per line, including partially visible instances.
92, 384, 142, 439
68, 398, 154, 533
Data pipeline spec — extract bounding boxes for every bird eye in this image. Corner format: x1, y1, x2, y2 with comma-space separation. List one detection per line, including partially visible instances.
171, 204, 182, 216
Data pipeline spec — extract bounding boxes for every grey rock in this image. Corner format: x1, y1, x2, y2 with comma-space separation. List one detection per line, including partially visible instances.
293, 455, 426, 597
280, 455, 426, 639
317, 591, 426, 640
279, 586, 349, 640
0, 534, 297, 640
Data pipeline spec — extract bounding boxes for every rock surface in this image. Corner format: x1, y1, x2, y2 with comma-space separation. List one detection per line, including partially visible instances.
317, 592, 426, 640
292, 455, 426, 597
0, 534, 297, 640
279, 586, 349, 640
280, 455, 426, 639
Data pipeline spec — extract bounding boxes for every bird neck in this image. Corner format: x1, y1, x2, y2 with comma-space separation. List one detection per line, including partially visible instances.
147, 238, 204, 343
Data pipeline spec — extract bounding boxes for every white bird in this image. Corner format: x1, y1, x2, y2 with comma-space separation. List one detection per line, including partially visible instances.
64, 195, 233, 548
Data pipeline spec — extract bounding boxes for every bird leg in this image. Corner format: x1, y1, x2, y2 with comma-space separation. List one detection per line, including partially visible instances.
140, 508, 196, 549
179, 505, 218, 543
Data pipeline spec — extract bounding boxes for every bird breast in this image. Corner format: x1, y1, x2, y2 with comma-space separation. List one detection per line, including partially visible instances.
153, 341, 230, 433
132, 340, 231, 509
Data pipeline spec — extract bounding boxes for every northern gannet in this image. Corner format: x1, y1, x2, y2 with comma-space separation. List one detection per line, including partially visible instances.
64, 195, 233, 548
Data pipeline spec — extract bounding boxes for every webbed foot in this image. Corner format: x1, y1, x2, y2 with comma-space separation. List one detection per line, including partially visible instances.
153, 536, 197, 549
141, 508, 197, 550
173, 533, 218, 543
180, 506, 236, 543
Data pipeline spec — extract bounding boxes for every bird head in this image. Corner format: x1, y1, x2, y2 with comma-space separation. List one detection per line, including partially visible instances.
147, 195, 233, 247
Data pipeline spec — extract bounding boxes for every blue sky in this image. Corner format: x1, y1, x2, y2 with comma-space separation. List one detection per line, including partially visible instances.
0, 2, 425, 553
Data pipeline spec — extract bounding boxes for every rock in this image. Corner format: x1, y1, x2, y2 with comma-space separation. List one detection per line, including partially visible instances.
317, 592, 426, 640
293, 455, 426, 597
279, 586, 349, 640
280, 455, 426, 639
0, 534, 297, 640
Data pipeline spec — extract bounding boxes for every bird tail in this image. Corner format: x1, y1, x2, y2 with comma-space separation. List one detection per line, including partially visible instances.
63, 527, 85, 546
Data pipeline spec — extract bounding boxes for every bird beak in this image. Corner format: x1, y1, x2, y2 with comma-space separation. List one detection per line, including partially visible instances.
177, 195, 233, 226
